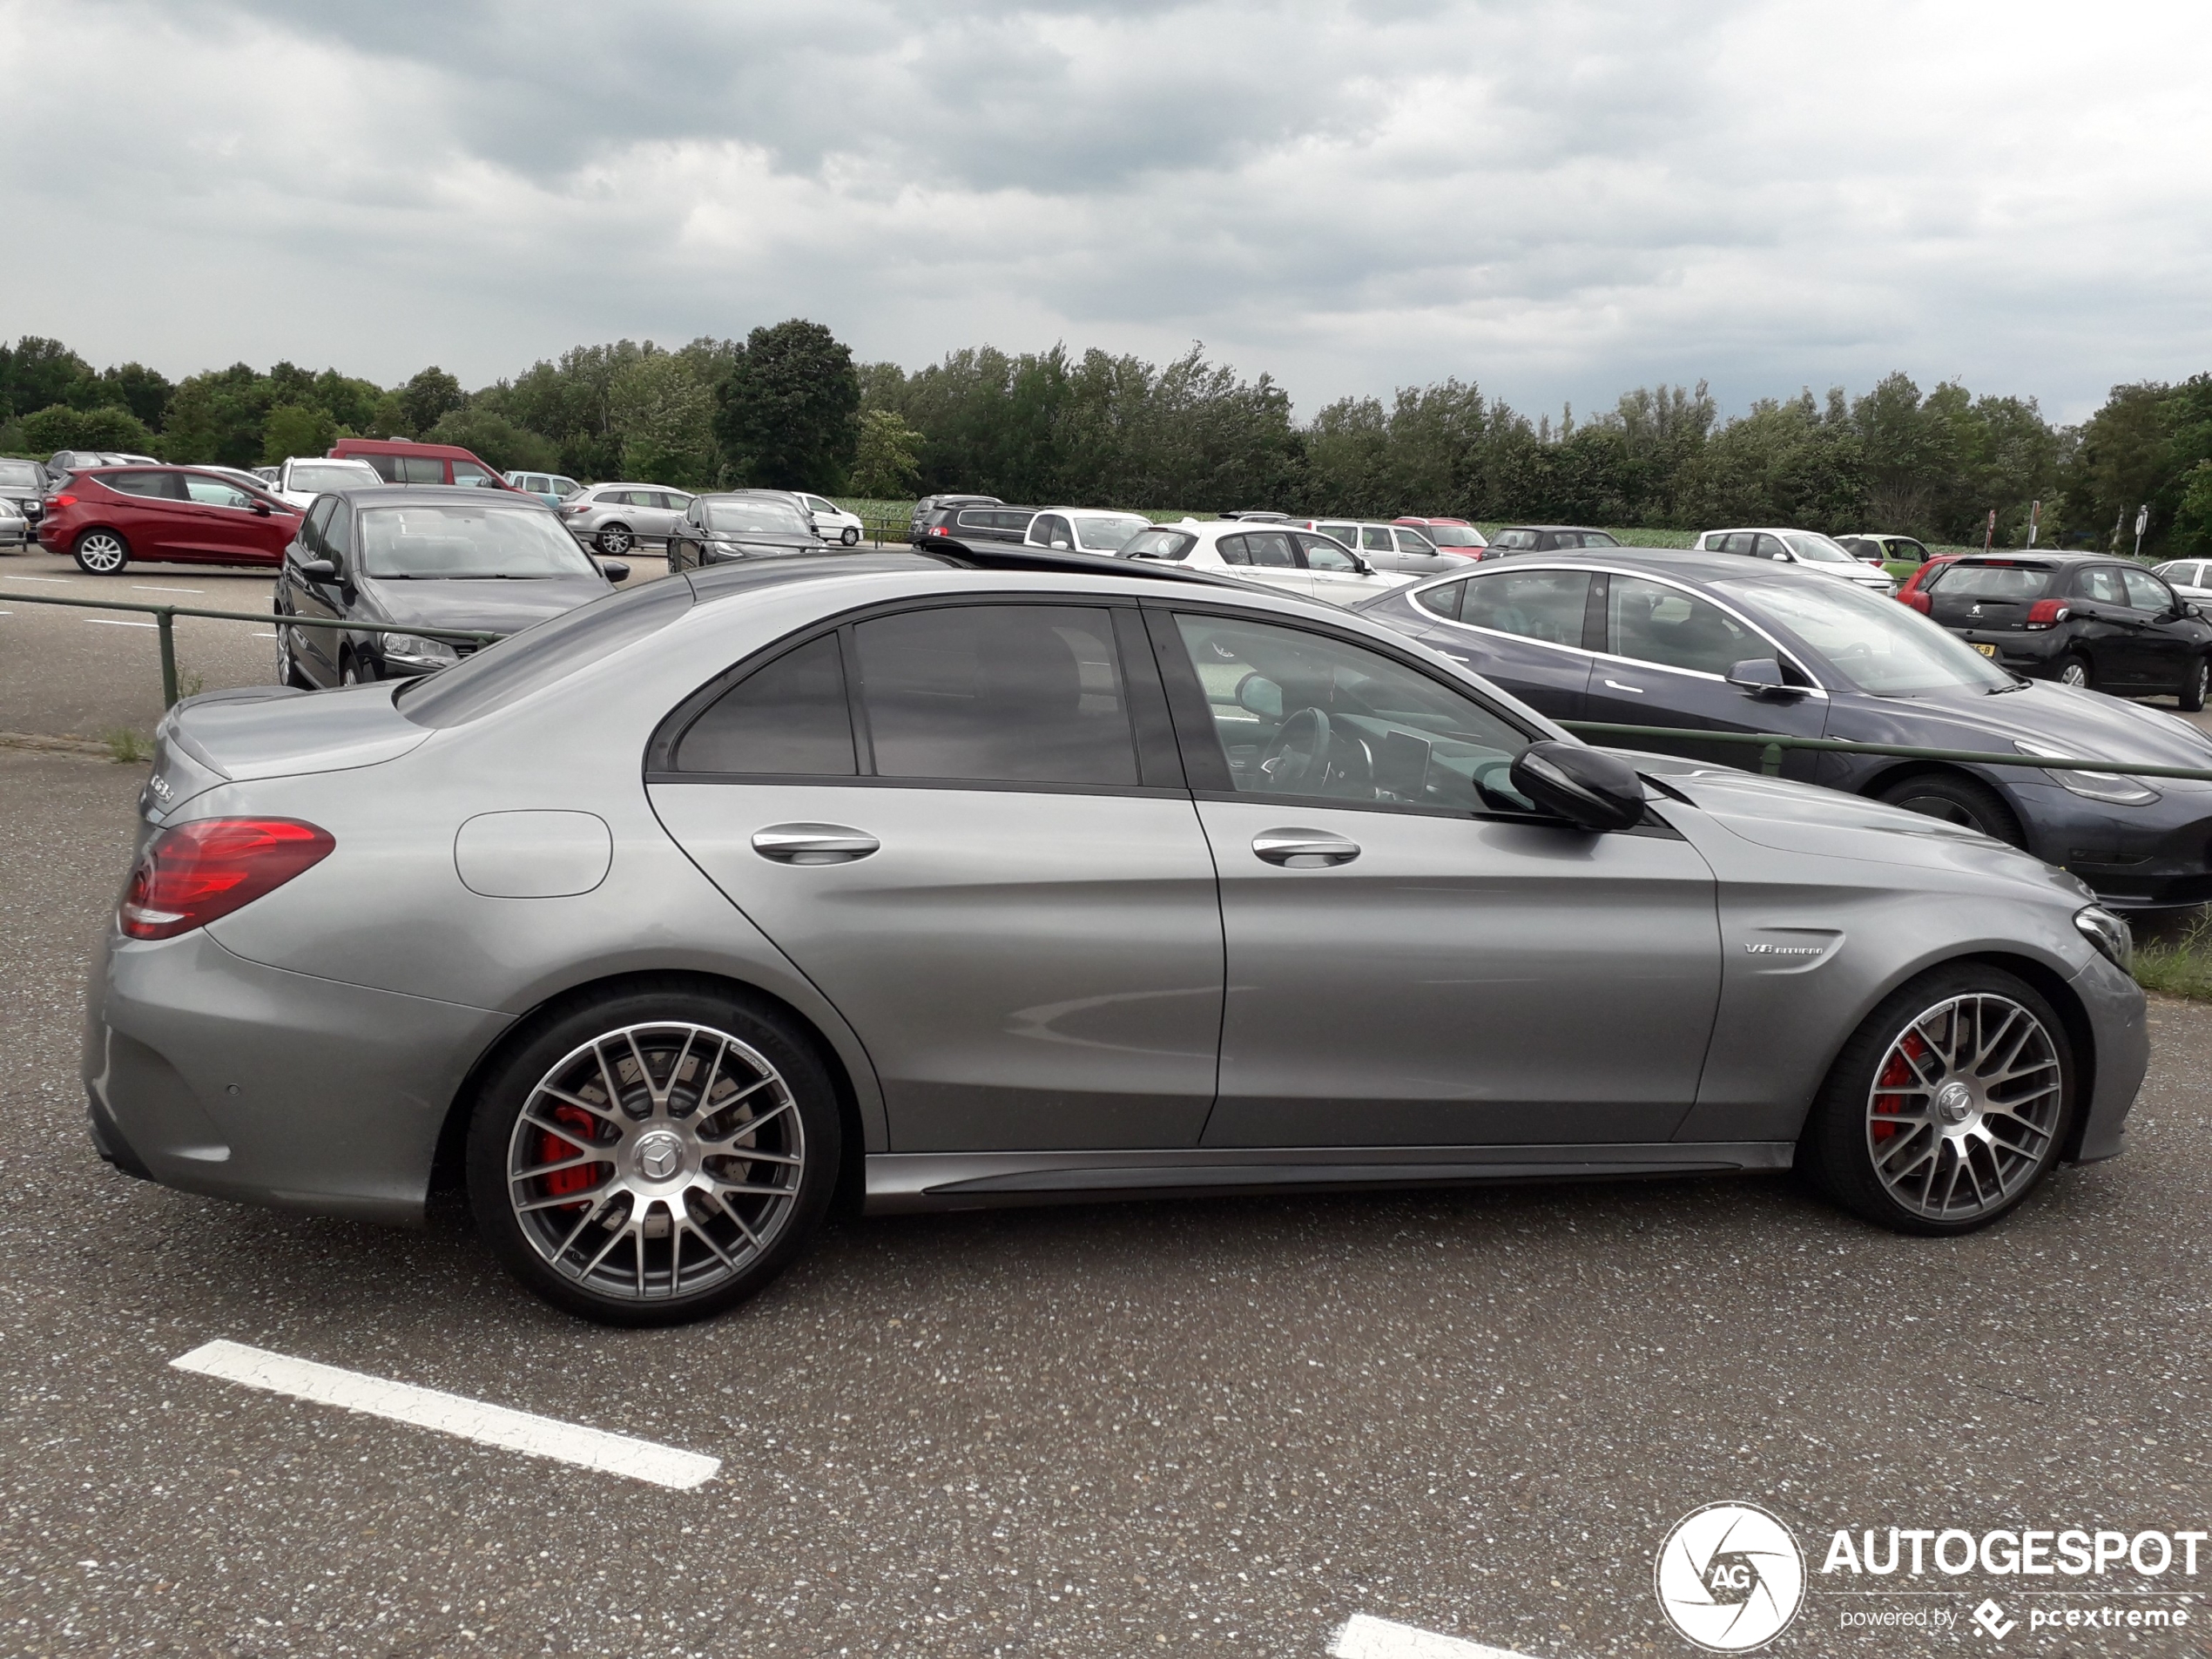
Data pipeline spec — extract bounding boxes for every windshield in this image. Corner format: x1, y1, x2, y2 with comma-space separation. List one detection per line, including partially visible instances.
287, 462, 379, 494
1782, 531, 1858, 564
1423, 525, 1486, 548
1073, 516, 1146, 551
0, 462, 40, 487
357, 504, 597, 579
1123, 529, 1195, 561
1712, 575, 2013, 694
705, 498, 813, 536
1926, 563, 2056, 601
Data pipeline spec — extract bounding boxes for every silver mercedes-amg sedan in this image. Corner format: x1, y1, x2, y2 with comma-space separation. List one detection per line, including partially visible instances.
84, 552, 2148, 1325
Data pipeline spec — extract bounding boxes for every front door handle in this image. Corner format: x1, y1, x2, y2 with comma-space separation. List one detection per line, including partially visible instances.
1602, 678, 1646, 694
1252, 828, 1361, 868
752, 823, 880, 865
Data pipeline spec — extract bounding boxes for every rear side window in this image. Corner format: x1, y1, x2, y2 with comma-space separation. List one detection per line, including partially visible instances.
398, 578, 694, 727
1241, 531, 1297, 568
853, 605, 1137, 786
1462, 570, 1592, 647
676, 636, 856, 775
360, 454, 402, 482
1415, 580, 1464, 620
105, 470, 188, 500
1360, 526, 1393, 552
396, 455, 445, 484
1930, 564, 2055, 601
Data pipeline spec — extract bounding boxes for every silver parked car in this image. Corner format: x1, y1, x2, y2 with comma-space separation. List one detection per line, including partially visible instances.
86, 554, 2146, 1325
559, 482, 694, 556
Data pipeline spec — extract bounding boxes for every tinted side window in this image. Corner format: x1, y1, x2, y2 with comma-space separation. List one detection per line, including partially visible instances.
2076, 568, 2126, 604
2121, 568, 2172, 611
106, 470, 186, 500
1461, 570, 1592, 647
324, 504, 354, 561
361, 455, 402, 482
303, 498, 337, 556
676, 635, 856, 775
1244, 531, 1297, 568
396, 456, 445, 485
1608, 576, 1770, 677
1216, 535, 1252, 566
852, 605, 1137, 786
1415, 580, 1465, 620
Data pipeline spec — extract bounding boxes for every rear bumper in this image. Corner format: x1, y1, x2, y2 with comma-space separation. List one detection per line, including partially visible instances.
2068, 948, 2148, 1163
1950, 628, 2067, 674
82, 927, 513, 1226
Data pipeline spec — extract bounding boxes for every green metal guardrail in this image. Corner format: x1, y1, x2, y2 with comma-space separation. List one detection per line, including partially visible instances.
0, 590, 502, 709
6, 586, 2211, 786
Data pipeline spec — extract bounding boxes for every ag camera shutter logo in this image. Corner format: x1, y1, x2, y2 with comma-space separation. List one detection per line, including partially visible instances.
1655, 1502, 1806, 1651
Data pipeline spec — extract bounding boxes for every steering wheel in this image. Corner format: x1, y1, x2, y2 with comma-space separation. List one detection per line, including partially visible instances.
1260, 708, 1331, 792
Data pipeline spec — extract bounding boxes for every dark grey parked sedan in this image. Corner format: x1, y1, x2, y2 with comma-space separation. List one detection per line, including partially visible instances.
89, 552, 2144, 1324
275, 486, 623, 686
1355, 548, 2212, 910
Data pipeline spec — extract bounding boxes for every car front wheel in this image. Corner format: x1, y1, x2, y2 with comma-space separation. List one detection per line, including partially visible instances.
840, 526, 860, 546
72, 529, 129, 575
2181, 655, 2209, 713
1800, 964, 2075, 1235
465, 984, 840, 1325
1876, 771, 2024, 847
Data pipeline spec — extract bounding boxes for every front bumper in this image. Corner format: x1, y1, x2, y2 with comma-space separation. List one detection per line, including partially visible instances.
83, 926, 512, 1226
2067, 945, 2148, 1163
2006, 776, 2212, 909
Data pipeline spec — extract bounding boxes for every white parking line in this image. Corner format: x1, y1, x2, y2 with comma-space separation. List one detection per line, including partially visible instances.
1330, 1615, 1538, 1659
86, 617, 158, 629
5, 574, 71, 583
252, 630, 278, 637
170, 1339, 720, 1490
132, 583, 203, 594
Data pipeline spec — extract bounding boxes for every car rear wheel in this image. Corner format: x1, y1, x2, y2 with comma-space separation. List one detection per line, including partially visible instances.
1875, 771, 2024, 847
2055, 653, 2092, 689
72, 529, 128, 575
274, 621, 311, 689
465, 985, 840, 1325
595, 524, 634, 557
1800, 964, 2074, 1235
2180, 655, 2209, 713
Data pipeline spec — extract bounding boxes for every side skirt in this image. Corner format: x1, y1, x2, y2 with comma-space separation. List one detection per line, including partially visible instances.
863, 1142, 1796, 1215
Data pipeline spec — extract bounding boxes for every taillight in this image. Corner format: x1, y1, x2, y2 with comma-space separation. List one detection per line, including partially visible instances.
1901, 590, 1931, 613
931, 525, 948, 536
2025, 599, 2071, 630
52, 493, 78, 508
119, 818, 334, 940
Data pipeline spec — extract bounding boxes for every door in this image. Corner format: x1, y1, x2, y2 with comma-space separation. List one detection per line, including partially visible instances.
1298, 532, 1399, 605
1219, 529, 1313, 600
1414, 565, 1596, 719
648, 604, 1224, 1152
283, 499, 347, 684
1581, 572, 1830, 779
1152, 608, 1721, 1148
98, 469, 198, 559
180, 474, 287, 563
2121, 567, 2195, 691
2068, 566, 2148, 685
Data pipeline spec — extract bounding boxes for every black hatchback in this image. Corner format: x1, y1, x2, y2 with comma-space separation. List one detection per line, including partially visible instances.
1913, 553, 2212, 709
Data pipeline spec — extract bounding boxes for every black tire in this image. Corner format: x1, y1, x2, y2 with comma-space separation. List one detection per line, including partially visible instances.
1799, 963, 2075, 1236
2180, 655, 2209, 713
71, 528, 129, 576
1876, 770, 2025, 847
465, 982, 840, 1326
340, 652, 367, 686
274, 619, 312, 689
2054, 652, 2093, 690
840, 526, 860, 546
595, 524, 634, 557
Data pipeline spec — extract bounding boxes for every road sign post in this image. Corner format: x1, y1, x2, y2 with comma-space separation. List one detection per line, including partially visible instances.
2134, 504, 2150, 558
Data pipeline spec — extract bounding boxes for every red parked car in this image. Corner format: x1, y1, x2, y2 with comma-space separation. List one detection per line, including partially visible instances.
329, 437, 525, 492
1894, 553, 1962, 613
38, 465, 302, 575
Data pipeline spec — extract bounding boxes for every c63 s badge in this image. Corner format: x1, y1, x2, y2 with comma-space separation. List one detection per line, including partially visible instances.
1656, 1501, 1805, 1652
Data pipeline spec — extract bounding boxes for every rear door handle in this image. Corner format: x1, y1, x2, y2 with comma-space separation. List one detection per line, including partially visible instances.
751, 823, 880, 864
1602, 678, 1646, 694
1251, 828, 1361, 868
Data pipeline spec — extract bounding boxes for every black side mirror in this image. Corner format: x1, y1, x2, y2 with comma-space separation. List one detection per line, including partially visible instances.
298, 557, 338, 581
1724, 658, 1799, 698
598, 559, 630, 583
1508, 741, 1647, 832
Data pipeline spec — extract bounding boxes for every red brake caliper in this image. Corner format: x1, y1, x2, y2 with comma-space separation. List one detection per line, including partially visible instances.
1871, 1033, 1927, 1142
539, 1105, 600, 1205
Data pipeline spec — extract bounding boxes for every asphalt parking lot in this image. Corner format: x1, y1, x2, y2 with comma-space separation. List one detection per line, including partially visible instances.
4, 550, 2212, 1656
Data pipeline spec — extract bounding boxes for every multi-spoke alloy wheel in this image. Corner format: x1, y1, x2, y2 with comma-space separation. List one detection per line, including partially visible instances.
1802, 966, 2074, 1235
507, 1022, 805, 1300
1864, 994, 2062, 1222
469, 988, 840, 1324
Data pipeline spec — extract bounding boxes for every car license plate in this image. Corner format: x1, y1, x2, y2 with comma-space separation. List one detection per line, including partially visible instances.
1973, 643, 1998, 658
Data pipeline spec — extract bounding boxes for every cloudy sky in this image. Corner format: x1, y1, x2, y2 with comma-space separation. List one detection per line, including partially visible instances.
3, 0, 2209, 421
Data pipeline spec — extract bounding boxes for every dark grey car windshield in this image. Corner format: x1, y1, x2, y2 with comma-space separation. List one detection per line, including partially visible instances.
396, 578, 693, 726
359, 504, 597, 579
1712, 576, 2013, 694
706, 500, 812, 536
0, 462, 40, 488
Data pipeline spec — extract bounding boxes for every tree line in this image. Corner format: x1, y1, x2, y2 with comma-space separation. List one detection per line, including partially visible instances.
4, 327, 2210, 555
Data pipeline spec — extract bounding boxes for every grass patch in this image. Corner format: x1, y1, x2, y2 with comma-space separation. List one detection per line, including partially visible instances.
101, 727, 152, 765
2134, 916, 2212, 1001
